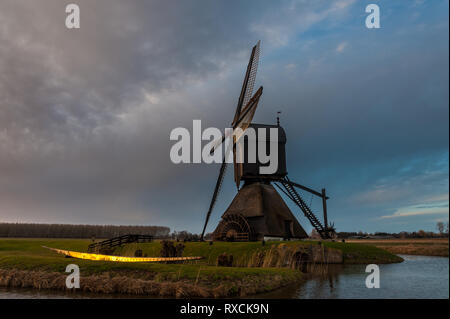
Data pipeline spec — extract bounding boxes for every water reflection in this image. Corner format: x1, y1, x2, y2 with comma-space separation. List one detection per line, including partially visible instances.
0, 288, 145, 299
256, 255, 449, 299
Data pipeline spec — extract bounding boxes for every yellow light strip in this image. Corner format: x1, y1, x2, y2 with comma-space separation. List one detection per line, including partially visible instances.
42, 246, 203, 263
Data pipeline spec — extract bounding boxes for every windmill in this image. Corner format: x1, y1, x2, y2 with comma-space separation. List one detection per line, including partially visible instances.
200, 41, 335, 241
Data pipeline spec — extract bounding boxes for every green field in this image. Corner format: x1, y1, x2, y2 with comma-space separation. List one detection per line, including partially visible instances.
0, 238, 403, 272
0, 238, 402, 297
0, 239, 294, 278
347, 238, 449, 257
113, 239, 403, 265
0, 238, 304, 297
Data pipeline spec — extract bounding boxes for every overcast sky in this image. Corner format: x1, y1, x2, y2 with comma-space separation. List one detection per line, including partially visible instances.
0, 0, 448, 234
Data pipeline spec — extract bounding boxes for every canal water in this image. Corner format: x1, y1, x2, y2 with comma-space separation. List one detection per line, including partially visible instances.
0, 255, 448, 299
257, 255, 449, 299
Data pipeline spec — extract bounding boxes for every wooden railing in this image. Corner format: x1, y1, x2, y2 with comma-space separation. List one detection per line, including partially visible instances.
87, 234, 153, 253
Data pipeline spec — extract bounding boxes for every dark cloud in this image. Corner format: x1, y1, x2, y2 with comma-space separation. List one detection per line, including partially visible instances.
0, 0, 448, 232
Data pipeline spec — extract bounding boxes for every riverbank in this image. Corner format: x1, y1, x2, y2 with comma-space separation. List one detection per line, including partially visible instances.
0, 238, 402, 297
346, 238, 449, 257
0, 267, 301, 298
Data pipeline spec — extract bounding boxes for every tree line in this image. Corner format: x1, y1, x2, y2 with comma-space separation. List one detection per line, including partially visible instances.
336, 222, 449, 239
309, 222, 449, 239
0, 222, 170, 239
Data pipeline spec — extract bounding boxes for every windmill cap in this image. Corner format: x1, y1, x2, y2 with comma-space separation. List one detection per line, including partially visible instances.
244, 123, 286, 143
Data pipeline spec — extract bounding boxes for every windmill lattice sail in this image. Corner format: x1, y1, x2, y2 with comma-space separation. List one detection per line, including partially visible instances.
239, 40, 260, 124
232, 40, 260, 126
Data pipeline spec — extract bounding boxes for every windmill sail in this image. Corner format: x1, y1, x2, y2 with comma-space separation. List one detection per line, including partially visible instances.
233, 86, 263, 140
200, 41, 262, 240
200, 87, 263, 239
239, 41, 260, 122
200, 161, 227, 240
232, 41, 260, 126
233, 86, 263, 188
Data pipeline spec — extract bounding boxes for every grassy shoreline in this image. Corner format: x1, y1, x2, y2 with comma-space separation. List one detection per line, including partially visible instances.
0, 238, 403, 297
0, 239, 305, 297
0, 268, 302, 298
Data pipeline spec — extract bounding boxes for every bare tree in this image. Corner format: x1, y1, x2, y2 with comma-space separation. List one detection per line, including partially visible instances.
310, 229, 321, 239
436, 221, 445, 236
417, 230, 426, 238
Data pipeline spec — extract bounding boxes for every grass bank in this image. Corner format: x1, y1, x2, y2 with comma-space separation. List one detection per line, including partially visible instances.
346, 238, 449, 257
113, 240, 403, 265
0, 238, 402, 297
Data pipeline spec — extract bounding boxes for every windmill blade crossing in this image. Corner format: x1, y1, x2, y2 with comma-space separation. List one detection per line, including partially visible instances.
209, 86, 263, 155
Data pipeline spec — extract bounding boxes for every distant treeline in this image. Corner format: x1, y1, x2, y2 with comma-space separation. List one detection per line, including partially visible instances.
336, 222, 450, 239
0, 223, 170, 239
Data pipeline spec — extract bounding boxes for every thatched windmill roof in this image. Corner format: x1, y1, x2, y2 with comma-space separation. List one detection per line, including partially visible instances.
213, 182, 308, 241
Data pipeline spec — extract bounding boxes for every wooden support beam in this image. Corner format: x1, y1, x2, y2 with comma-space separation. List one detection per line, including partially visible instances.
287, 180, 329, 199
322, 188, 328, 229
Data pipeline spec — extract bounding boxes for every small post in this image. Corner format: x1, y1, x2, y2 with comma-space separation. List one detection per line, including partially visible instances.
322, 188, 328, 229
277, 111, 281, 127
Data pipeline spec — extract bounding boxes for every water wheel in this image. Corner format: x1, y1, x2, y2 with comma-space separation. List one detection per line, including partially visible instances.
213, 213, 253, 241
